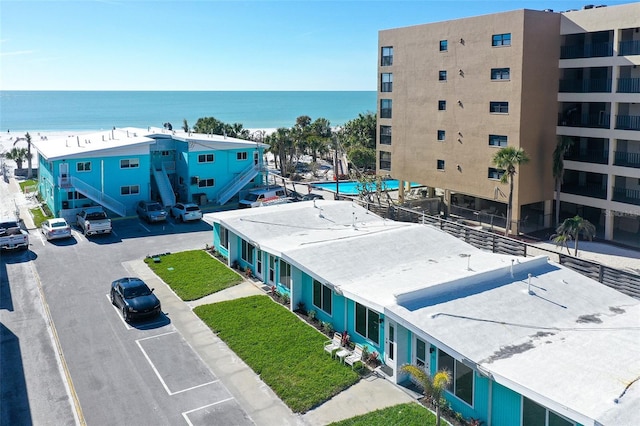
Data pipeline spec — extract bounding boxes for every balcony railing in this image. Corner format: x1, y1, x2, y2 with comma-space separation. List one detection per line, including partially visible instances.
560, 42, 613, 59
615, 115, 640, 131
619, 40, 640, 56
612, 187, 640, 206
558, 113, 610, 129
564, 149, 609, 164
561, 183, 607, 199
559, 78, 611, 93
614, 151, 640, 168
617, 78, 640, 94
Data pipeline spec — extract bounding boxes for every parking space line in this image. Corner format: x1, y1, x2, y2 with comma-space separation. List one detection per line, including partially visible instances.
105, 294, 132, 330
137, 330, 177, 342
170, 380, 220, 396
181, 398, 235, 426
135, 338, 173, 395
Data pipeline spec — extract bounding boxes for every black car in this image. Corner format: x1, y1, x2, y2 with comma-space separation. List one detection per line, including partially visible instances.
110, 277, 162, 322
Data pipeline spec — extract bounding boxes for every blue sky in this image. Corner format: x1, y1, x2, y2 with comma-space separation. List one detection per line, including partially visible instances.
0, 1, 633, 90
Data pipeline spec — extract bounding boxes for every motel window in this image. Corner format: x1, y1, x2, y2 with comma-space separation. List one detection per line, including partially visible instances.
488, 167, 506, 180
380, 125, 392, 145
76, 162, 91, 172
279, 260, 292, 289
522, 397, 574, 426
437, 130, 446, 141
312, 279, 332, 315
381, 46, 393, 66
379, 151, 391, 171
198, 154, 215, 163
120, 185, 140, 195
416, 338, 427, 368
120, 158, 140, 169
237, 152, 248, 160
489, 134, 508, 147
380, 99, 392, 119
438, 350, 474, 406
439, 70, 447, 81
67, 191, 87, 200
220, 226, 229, 249
490, 101, 509, 113
437, 159, 445, 170
355, 302, 379, 344
198, 178, 215, 188
161, 150, 171, 157
241, 240, 255, 264
492, 33, 511, 47
381, 73, 393, 92
491, 68, 510, 80
439, 40, 448, 51
438, 100, 446, 111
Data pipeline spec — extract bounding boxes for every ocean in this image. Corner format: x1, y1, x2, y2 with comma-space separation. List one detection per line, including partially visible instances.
0, 91, 377, 133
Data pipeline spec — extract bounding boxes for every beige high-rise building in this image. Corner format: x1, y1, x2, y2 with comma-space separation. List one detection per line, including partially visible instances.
378, 3, 640, 246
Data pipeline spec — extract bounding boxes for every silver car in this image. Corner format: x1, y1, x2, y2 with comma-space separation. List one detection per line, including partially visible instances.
41, 218, 72, 240
136, 201, 167, 223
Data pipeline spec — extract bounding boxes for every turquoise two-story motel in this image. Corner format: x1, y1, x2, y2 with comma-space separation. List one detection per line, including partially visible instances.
31, 127, 268, 221
207, 200, 639, 426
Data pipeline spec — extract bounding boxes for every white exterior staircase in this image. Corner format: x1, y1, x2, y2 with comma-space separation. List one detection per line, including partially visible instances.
216, 163, 261, 205
70, 176, 127, 217
153, 165, 176, 208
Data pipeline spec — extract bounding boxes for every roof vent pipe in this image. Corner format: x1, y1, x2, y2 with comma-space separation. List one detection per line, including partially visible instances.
511, 259, 514, 277
528, 273, 533, 295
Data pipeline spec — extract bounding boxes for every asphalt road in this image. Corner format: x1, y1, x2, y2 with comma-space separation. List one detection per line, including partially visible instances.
1, 216, 257, 425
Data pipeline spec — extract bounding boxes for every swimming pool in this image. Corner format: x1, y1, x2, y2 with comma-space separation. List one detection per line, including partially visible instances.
311, 180, 420, 195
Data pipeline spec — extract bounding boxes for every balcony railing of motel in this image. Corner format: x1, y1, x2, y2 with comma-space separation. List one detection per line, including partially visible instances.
560, 42, 613, 59
619, 40, 640, 56
617, 78, 640, 94
557, 113, 610, 129
615, 115, 640, 131
560, 183, 607, 199
564, 149, 609, 164
612, 187, 640, 206
559, 78, 611, 93
614, 151, 640, 168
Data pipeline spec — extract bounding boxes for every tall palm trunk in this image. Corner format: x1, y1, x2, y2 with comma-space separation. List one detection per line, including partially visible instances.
506, 172, 514, 236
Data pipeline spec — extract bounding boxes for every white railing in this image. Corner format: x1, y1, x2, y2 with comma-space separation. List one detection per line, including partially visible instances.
70, 176, 127, 217
216, 163, 261, 205
153, 165, 176, 208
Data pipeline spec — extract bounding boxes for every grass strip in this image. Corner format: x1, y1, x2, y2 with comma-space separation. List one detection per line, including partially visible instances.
194, 295, 360, 412
144, 250, 242, 300
329, 402, 436, 426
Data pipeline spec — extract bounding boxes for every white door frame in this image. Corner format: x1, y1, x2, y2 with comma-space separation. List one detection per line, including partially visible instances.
385, 320, 398, 380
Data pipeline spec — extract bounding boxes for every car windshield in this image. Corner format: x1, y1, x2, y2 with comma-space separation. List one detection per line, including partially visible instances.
123, 283, 152, 298
148, 204, 162, 211
245, 194, 259, 202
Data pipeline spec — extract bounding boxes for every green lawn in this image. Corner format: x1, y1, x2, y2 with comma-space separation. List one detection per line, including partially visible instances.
30, 207, 48, 228
144, 250, 242, 300
329, 402, 437, 426
194, 295, 360, 413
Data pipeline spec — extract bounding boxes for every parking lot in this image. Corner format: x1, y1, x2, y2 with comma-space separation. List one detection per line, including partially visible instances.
2, 214, 295, 426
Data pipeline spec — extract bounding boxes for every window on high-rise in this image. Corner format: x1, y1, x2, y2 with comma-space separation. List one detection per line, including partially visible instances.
379, 151, 391, 171
380, 125, 392, 145
381, 46, 393, 66
491, 68, 510, 80
492, 33, 511, 46
438, 100, 446, 111
380, 99, 392, 119
489, 134, 508, 147
488, 167, 506, 180
490, 101, 509, 113
439, 70, 447, 81
437, 159, 445, 170
437, 130, 446, 141
381, 73, 393, 92
439, 40, 448, 51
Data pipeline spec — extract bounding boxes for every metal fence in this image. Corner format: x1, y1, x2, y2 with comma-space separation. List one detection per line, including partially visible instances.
343, 196, 640, 300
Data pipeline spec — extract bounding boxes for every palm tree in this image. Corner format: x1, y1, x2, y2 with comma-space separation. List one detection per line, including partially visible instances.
6, 147, 28, 170
400, 364, 451, 426
182, 119, 189, 132
552, 136, 574, 226
492, 147, 530, 236
13, 132, 33, 178
553, 215, 596, 256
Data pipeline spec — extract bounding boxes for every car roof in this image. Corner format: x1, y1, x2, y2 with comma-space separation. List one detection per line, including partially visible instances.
114, 277, 147, 288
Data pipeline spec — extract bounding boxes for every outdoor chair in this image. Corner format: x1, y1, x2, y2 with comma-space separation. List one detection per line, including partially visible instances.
323, 332, 342, 357
345, 344, 364, 369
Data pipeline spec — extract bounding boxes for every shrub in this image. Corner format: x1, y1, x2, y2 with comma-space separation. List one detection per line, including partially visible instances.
308, 310, 317, 321
296, 301, 307, 314
282, 293, 290, 305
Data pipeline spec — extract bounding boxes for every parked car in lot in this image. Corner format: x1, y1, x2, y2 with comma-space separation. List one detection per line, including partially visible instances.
41, 218, 72, 241
76, 206, 112, 236
170, 203, 202, 222
110, 277, 162, 322
136, 201, 167, 223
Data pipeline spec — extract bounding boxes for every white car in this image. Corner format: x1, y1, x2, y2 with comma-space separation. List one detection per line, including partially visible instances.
41, 218, 72, 240
170, 203, 203, 222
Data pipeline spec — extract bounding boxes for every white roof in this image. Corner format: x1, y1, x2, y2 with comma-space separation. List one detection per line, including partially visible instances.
31, 126, 266, 161
207, 200, 640, 424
